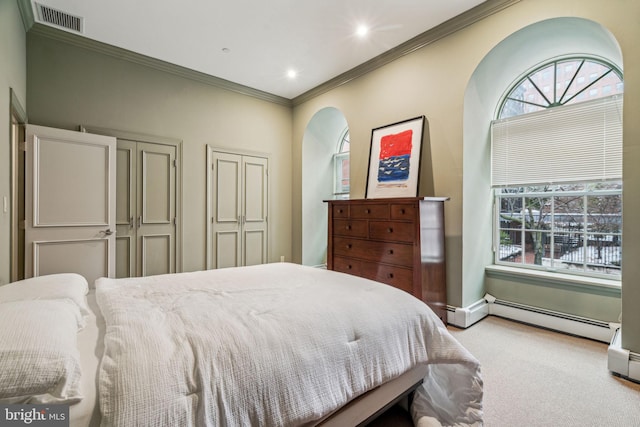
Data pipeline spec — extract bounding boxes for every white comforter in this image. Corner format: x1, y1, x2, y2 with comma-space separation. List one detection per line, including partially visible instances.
95, 263, 482, 426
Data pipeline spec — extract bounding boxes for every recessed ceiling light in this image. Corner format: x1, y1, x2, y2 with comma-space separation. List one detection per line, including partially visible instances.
287, 69, 298, 79
356, 25, 368, 38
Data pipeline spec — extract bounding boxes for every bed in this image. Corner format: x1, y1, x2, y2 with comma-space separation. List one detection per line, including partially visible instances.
0, 263, 483, 426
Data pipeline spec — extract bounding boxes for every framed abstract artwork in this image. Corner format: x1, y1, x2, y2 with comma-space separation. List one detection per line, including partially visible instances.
365, 116, 425, 199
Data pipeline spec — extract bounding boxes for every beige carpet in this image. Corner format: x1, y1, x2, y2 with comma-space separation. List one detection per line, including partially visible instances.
448, 316, 640, 427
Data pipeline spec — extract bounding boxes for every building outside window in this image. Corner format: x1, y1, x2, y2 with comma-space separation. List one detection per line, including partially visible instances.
492, 57, 623, 279
333, 128, 350, 198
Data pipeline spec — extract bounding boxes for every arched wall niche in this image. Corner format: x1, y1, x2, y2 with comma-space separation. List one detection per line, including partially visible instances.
301, 107, 348, 266
462, 17, 623, 318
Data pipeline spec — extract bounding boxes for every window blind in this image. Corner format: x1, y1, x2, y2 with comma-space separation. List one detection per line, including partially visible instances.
491, 94, 622, 187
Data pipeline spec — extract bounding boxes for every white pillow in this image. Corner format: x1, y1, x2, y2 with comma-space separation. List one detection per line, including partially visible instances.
0, 273, 90, 318
0, 299, 84, 404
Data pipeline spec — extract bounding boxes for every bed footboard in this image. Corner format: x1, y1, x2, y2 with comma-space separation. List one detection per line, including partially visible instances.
316, 364, 429, 426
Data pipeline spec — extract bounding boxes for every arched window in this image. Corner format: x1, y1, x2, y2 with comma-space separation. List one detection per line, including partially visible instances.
499, 58, 623, 118
492, 57, 623, 279
333, 128, 350, 198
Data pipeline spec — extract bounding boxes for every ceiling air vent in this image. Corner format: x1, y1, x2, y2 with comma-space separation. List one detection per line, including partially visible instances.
35, 2, 83, 34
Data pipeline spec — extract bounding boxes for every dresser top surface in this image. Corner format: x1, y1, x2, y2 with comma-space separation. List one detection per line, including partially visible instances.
325, 197, 449, 203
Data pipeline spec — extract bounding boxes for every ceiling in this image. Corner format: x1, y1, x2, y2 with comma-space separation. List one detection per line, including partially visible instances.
27, 0, 488, 100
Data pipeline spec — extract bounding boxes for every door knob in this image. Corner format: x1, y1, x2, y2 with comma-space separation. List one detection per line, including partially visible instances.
103, 229, 114, 236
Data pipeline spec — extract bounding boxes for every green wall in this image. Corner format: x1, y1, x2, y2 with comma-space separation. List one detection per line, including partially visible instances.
291, 0, 640, 351
0, 0, 27, 285
26, 32, 294, 273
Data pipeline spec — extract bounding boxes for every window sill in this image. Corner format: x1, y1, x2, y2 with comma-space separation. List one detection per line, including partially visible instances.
485, 265, 621, 297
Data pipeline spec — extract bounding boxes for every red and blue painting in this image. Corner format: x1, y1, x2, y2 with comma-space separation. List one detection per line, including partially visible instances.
366, 115, 425, 199
377, 129, 413, 183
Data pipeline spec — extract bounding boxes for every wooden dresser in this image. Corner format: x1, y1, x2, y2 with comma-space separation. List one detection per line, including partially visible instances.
326, 197, 448, 323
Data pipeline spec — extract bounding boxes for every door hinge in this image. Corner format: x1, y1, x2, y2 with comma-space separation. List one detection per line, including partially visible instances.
19, 142, 26, 151
20, 220, 26, 229
173, 159, 177, 167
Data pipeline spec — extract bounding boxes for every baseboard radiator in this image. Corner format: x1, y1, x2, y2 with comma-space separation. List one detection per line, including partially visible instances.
608, 327, 640, 383
446, 299, 489, 328
447, 294, 638, 381
484, 293, 615, 343
446, 296, 614, 343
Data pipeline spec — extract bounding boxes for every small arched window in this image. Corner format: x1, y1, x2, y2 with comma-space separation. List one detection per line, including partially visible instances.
333, 128, 350, 198
492, 57, 623, 279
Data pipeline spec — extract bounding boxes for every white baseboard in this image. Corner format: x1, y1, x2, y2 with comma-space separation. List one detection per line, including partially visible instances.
608, 327, 640, 382
446, 298, 489, 328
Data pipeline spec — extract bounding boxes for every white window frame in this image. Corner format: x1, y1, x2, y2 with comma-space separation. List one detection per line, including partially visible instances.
494, 184, 622, 279
333, 128, 350, 198
491, 56, 623, 281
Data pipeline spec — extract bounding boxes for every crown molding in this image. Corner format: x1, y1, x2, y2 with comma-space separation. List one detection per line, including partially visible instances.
27, 23, 293, 108
10, 88, 28, 123
23, 0, 519, 108
291, 0, 521, 106
17, 0, 35, 32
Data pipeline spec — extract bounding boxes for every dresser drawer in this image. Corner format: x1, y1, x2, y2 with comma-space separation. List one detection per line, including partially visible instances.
391, 203, 417, 220
333, 237, 413, 267
333, 256, 367, 276
334, 256, 414, 294
369, 221, 415, 243
332, 204, 349, 218
333, 219, 368, 238
349, 203, 389, 219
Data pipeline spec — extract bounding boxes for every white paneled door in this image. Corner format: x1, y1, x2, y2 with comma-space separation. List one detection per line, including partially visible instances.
208, 149, 268, 269
242, 156, 269, 266
24, 125, 116, 286
115, 140, 177, 278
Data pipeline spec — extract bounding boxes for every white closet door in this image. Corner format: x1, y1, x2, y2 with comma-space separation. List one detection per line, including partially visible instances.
137, 141, 176, 276
116, 140, 177, 277
25, 125, 116, 286
242, 156, 268, 266
115, 140, 136, 278
208, 148, 268, 269
210, 151, 242, 269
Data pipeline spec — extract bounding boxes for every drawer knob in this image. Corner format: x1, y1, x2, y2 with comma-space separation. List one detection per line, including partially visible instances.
388, 249, 394, 255
387, 273, 394, 279
347, 244, 352, 249
346, 225, 351, 230
400, 208, 406, 214
364, 209, 370, 214
347, 265, 353, 270
338, 209, 344, 213
387, 227, 393, 233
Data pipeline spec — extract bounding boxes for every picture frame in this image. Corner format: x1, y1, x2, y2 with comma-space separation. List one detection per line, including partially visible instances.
365, 116, 425, 199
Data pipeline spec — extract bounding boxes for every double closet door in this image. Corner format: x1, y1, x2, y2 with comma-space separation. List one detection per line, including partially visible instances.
208, 148, 269, 269
116, 140, 177, 277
